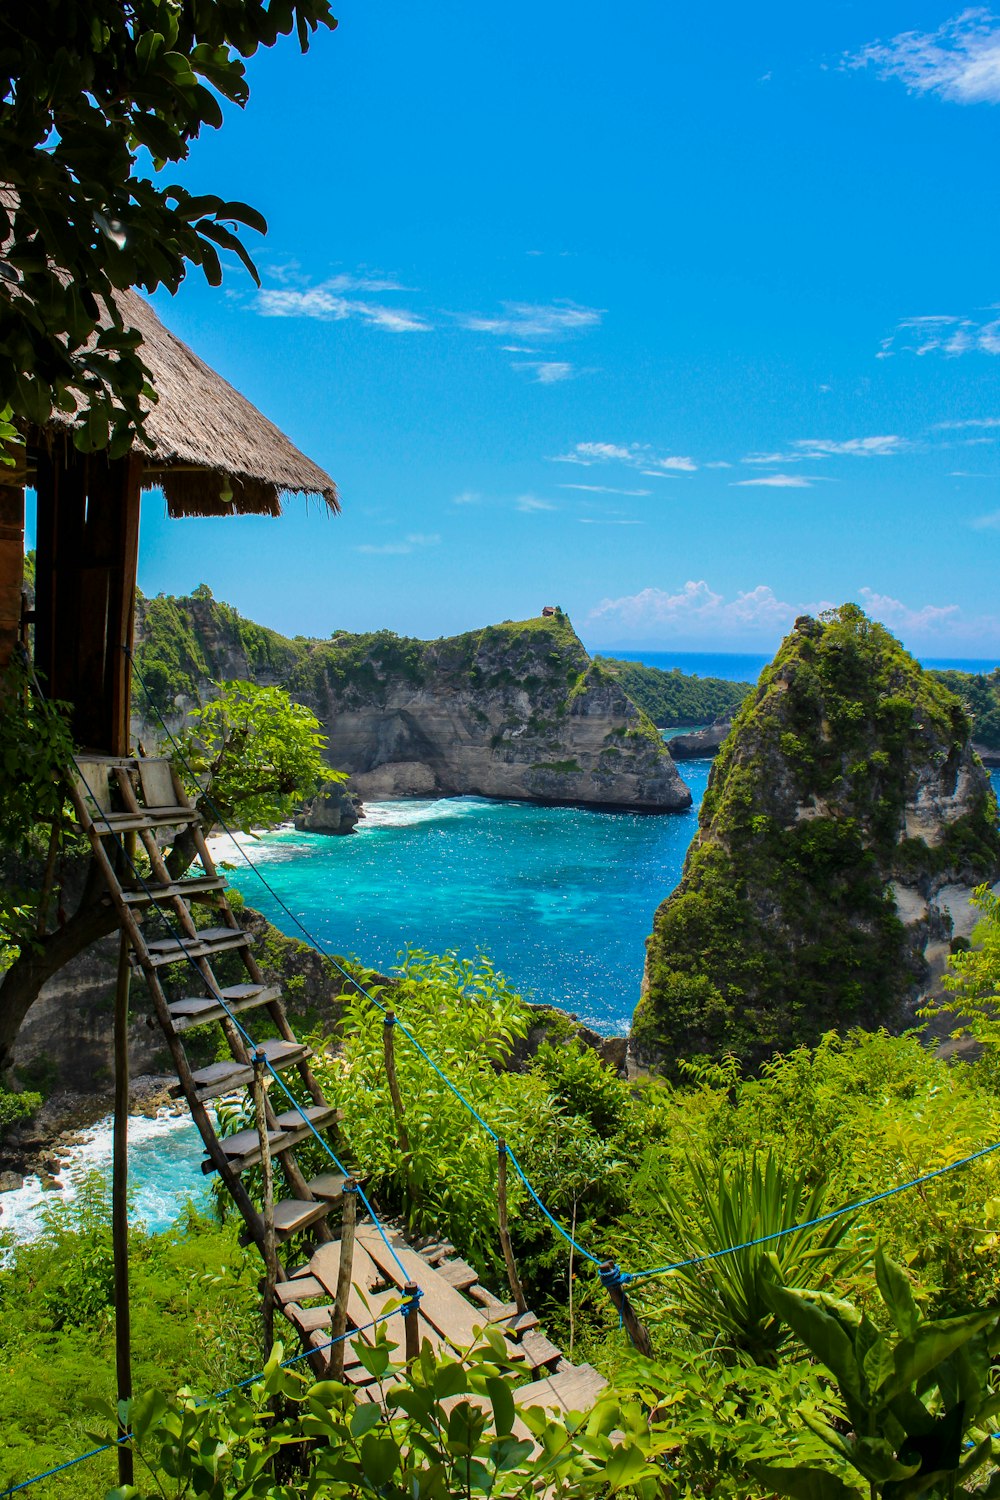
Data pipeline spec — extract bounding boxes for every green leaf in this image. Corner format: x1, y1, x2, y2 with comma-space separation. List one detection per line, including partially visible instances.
603, 1443, 656, 1492
875, 1247, 920, 1337
485, 1375, 515, 1437
882, 1309, 1000, 1405
761, 1281, 864, 1406
749, 1464, 863, 1499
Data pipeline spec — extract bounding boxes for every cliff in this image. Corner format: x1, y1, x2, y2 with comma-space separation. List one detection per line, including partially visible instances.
633, 606, 1000, 1072
132, 592, 691, 811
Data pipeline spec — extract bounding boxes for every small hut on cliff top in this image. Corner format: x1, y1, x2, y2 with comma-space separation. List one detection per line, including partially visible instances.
0, 289, 338, 755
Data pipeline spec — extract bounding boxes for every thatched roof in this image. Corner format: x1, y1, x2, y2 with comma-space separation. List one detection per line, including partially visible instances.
115, 289, 339, 518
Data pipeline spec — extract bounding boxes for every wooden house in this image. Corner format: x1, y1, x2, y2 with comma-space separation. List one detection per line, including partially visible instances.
0, 290, 338, 755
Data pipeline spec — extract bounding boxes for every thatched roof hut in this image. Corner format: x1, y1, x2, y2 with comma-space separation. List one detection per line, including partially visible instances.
0, 289, 339, 753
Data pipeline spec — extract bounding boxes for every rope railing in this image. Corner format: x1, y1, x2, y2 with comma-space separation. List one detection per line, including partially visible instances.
0, 1308, 409, 1498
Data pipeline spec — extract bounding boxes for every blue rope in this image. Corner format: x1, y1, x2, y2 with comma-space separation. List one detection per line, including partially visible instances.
1, 1308, 407, 1498
624, 1138, 1000, 1285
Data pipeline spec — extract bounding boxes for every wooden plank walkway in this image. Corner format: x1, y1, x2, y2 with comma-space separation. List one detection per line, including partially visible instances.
288, 1220, 607, 1415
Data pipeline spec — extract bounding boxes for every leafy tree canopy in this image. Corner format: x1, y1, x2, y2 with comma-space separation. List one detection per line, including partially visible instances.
0, 0, 336, 453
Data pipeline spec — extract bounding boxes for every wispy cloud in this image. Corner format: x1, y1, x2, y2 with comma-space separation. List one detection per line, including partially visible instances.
558, 484, 652, 496
970, 509, 1000, 529
857, 587, 960, 631
878, 312, 1000, 358
515, 494, 557, 513
586, 579, 972, 644
452, 490, 482, 506
512, 360, 577, 384
733, 473, 821, 489
355, 533, 441, 555
550, 440, 697, 473
743, 435, 906, 463
456, 301, 602, 339
258, 275, 431, 332
937, 416, 1000, 429
848, 10, 1000, 104
577, 518, 643, 526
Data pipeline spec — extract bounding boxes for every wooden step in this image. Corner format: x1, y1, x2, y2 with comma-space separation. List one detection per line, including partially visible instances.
90, 806, 201, 834
203, 1104, 341, 1174
167, 983, 280, 1032
517, 1329, 563, 1372
121, 875, 226, 907
307, 1171, 349, 1200
275, 1274, 325, 1306
436, 1258, 480, 1292
273, 1197, 335, 1240
144, 925, 250, 968
171, 1038, 311, 1103
514, 1362, 606, 1415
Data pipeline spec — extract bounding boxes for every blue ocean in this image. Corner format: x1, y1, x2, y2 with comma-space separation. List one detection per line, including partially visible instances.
602, 649, 1000, 683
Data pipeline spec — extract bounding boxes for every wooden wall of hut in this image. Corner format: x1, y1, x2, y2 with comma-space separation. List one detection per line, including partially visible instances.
0, 451, 26, 675
33, 447, 142, 756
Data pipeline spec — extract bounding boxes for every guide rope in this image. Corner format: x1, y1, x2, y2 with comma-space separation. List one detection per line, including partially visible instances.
0, 1308, 408, 1498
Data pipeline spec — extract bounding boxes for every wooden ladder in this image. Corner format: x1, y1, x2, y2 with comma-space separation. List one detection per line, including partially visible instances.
67, 752, 347, 1359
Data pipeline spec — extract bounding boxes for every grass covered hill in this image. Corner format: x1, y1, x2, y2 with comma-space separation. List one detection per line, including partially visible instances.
634, 605, 1000, 1072
596, 656, 752, 726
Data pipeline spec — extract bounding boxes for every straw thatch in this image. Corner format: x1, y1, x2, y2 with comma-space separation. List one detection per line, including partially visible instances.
114, 289, 339, 517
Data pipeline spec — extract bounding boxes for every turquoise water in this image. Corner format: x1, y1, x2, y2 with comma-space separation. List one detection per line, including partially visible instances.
224, 761, 714, 1037
598, 649, 1000, 681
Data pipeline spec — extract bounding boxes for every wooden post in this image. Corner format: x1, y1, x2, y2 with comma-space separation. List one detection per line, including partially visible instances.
599, 1261, 653, 1358
403, 1280, 420, 1365
496, 1140, 528, 1314
112, 870, 134, 1486
251, 1054, 279, 1355
383, 1013, 417, 1212
329, 1179, 357, 1380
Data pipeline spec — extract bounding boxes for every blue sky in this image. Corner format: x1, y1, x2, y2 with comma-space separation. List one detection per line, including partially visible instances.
83, 3, 1000, 654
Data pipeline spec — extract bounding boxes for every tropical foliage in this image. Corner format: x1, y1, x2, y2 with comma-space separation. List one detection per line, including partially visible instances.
597, 656, 752, 726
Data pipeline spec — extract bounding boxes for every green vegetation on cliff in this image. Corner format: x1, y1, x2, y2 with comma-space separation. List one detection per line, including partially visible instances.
635, 606, 1000, 1069
597, 656, 752, 725
930, 666, 1000, 749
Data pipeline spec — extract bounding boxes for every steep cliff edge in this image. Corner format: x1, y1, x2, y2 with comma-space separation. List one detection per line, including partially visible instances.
132, 593, 691, 811
633, 606, 1000, 1071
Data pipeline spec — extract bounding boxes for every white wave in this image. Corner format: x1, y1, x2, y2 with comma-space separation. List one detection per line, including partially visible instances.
360, 797, 497, 830
0, 1108, 209, 1247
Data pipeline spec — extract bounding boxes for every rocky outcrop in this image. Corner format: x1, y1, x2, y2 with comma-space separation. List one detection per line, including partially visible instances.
633, 606, 1000, 1073
295, 784, 364, 834
285, 616, 690, 810
134, 598, 691, 812
668, 711, 736, 760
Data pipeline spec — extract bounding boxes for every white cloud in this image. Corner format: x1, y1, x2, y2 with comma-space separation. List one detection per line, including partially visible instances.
970, 510, 1000, 529
577, 518, 643, 526
588, 580, 800, 639
512, 360, 576, 384
880, 312, 1000, 358
733, 473, 819, 488
457, 301, 602, 338
355, 532, 440, 556
257, 277, 431, 332
515, 494, 557, 512
452, 490, 482, 505
849, 10, 1000, 104
558, 484, 652, 496
743, 435, 906, 463
936, 416, 1000, 429
550, 440, 697, 473
857, 587, 960, 631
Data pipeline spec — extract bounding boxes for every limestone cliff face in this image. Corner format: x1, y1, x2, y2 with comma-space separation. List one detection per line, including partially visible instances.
132, 596, 691, 811
286, 617, 691, 810
633, 607, 1000, 1071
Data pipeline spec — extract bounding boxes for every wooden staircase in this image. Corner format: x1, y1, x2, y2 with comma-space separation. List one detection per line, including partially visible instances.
67, 751, 607, 1411
67, 753, 345, 1315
